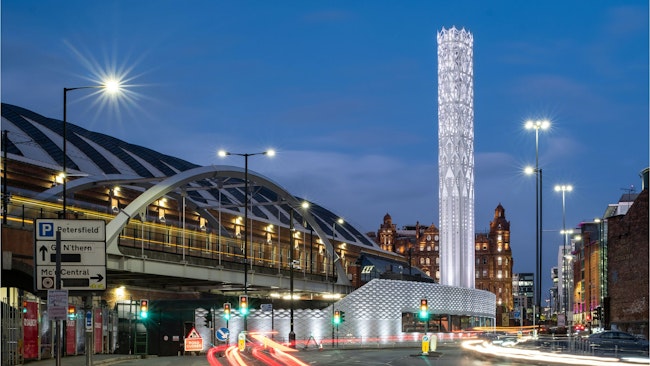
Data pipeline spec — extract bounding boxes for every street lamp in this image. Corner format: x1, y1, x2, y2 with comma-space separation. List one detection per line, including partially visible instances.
555, 184, 573, 330
218, 149, 275, 331
525, 118, 550, 334
58, 79, 121, 366
62, 80, 122, 218
288, 200, 309, 348
563, 251, 575, 334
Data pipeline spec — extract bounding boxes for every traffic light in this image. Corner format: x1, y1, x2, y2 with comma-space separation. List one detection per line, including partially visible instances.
239, 295, 249, 315
140, 299, 149, 318
340, 311, 346, 323
22, 301, 28, 313
419, 299, 429, 320
223, 303, 231, 320
333, 310, 341, 325
593, 306, 601, 321
68, 305, 76, 319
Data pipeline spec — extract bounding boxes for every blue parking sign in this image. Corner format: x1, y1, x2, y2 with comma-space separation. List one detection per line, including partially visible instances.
38, 222, 54, 237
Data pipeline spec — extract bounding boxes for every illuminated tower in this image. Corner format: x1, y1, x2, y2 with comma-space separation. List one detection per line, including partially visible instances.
437, 26, 475, 288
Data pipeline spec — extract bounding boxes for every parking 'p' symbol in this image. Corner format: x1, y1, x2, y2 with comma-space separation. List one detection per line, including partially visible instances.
39, 222, 54, 237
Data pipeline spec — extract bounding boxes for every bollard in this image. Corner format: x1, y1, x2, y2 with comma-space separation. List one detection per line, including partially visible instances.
421, 334, 430, 355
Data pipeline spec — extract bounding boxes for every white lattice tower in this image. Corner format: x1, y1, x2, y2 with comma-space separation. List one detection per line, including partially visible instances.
437, 26, 475, 288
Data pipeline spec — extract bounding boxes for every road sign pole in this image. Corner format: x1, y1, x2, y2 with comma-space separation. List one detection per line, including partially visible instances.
84, 296, 93, 366
55, 231, 62, 366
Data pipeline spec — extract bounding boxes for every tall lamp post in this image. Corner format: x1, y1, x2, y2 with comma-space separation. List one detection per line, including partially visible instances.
555, 184, 573, 331
287, 201, 309, 348
218, 149, 275, 331
62, 81, 121, 218
57, 81, 121, 366
525, 118, 549, 333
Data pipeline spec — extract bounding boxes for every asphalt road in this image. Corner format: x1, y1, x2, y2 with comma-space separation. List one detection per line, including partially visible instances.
105, 344, 530, 366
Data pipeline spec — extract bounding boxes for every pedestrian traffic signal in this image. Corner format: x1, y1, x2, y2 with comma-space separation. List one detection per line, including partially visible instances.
239, 295, 249, 315
333, 310, 341, 325
223, 303, 231, 320
419, 299, 429, 320
67, 305, 76, 319
140, 299, 149, 318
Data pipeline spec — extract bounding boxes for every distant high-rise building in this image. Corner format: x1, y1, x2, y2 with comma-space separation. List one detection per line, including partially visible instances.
437, 26, 475, 288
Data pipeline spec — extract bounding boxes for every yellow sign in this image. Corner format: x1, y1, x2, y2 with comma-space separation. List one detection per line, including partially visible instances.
238, 332, 246, 351
421, 335, 430, 355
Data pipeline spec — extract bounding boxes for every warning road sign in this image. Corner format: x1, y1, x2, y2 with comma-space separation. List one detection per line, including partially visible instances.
184, 338, 203, 352
186, 327, 201, 339
185, 327, 203, 352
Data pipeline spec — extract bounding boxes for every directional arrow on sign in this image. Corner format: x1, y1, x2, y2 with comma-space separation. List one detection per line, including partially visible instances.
90, 274, 103, 282
40, 245, 48, 261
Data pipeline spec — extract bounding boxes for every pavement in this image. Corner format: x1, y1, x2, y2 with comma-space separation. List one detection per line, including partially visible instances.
23, 354, 143, 366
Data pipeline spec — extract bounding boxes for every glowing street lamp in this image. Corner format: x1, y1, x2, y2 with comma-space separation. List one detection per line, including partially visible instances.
62, 79, 123, 218
218, 149, 275, 331
525, 118, 550, 334
58, 78, 123, 366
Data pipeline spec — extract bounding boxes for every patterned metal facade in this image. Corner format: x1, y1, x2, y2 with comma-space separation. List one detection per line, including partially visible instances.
437, 27, 475, 288
206, 279, 495, 347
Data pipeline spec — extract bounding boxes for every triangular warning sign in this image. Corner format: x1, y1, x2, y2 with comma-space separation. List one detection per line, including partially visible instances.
186, 327, 202, 339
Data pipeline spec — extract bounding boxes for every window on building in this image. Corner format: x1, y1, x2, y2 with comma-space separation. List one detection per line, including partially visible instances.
497, 257, 502, 266
497, 270, 502, 278
483, 257, 487, 265
482, 269, 487, 277
482, 244, 488, 250
420, 258, 425, 265
427, 246, 431, 251
476, 270, 479, 278
436, 257, 439, 265
435, 270, 440, 279
425, 258, 430, 265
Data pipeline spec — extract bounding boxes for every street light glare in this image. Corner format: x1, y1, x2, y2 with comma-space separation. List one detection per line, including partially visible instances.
524, 166, 535, 175
266, 149, 276, 157
217, 150, 228, 157
525, 119, 551, 130
554, 184, 573, 192
104, 79, 121, 94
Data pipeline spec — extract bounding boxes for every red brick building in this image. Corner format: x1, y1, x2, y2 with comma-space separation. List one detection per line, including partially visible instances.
373, 204, 514, 318
607, 185, 649, 338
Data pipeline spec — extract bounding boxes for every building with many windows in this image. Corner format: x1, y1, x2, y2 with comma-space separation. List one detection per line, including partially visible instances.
512, 273, 534, 325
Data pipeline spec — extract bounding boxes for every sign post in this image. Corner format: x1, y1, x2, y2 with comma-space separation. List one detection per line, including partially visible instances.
36, 219, 106, 366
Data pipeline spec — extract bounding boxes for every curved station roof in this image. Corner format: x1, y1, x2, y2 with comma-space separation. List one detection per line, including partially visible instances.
2, 103, 379, 249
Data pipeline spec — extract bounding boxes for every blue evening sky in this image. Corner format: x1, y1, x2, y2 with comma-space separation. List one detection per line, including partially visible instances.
2, 1, 648, 297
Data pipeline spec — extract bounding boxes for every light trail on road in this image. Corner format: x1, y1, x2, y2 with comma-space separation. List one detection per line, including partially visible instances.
462, 339, 650, 365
